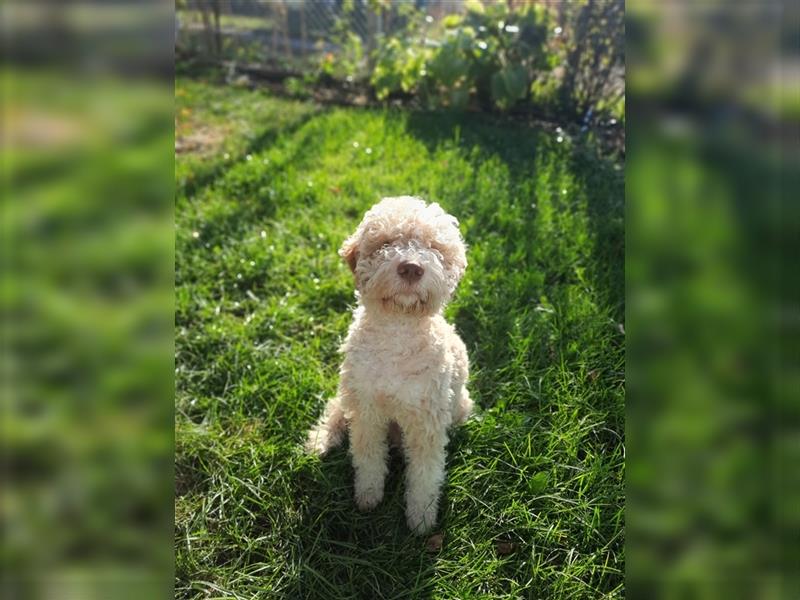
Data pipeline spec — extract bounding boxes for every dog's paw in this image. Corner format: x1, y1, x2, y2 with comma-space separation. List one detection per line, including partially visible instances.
355, 484, 384, 511
406, 504, 437, 535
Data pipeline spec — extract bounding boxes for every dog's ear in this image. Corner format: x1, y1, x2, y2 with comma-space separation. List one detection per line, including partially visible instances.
339, 235, 359, 273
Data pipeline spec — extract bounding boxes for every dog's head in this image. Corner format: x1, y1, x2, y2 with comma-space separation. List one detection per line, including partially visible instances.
339, 196, 467, 315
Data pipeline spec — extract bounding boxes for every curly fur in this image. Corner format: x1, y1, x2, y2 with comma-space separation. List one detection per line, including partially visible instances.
306, 196, 473, 534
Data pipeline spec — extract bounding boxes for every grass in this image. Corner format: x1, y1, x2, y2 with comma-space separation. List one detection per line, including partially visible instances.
175, 74, 625, 599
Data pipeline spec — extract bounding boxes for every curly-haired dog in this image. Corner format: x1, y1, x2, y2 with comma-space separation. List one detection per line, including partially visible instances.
306, 196, 473, 534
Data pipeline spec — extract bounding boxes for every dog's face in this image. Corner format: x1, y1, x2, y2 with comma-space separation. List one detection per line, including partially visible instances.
339, 197, 467, 315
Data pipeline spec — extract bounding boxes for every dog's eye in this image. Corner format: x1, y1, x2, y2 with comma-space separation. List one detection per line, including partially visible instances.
370, 240, 391, 256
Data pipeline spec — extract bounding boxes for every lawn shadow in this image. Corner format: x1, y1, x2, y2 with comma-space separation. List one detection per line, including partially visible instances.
177, 91, 328, 249
283, 437, 471, 599
566, 139, 625, 323
403, 110, 623, 317
402, 111, 544, 398
401, 111, 624, 408
178, 84, 325, 200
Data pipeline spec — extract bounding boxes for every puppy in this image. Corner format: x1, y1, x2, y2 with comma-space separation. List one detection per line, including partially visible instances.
306, 196, 472, 534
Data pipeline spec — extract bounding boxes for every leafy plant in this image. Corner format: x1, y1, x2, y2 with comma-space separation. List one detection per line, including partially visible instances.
317, 0, 368, 82
371, 38, 430, 100
369, 2, 554, 111
490, 63, 529, 110
285, 76, 311, 99
318, 31, 365, 81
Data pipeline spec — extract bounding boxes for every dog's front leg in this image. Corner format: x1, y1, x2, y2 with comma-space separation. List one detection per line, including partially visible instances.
349, 411, 388, 511
402, 422, 447, 534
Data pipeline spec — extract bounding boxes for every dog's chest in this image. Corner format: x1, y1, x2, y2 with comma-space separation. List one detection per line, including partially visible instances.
345, 320, 447, 402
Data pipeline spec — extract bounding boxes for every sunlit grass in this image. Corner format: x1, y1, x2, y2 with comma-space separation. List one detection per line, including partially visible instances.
175, 76, 624, 599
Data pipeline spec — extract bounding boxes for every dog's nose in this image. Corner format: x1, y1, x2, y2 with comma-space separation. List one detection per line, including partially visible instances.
397, 261, 424, 282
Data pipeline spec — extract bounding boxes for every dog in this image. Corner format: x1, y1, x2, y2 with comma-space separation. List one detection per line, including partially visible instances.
306, 196, 473, 534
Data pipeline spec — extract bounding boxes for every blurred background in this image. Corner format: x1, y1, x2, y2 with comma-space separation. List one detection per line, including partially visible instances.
2, 1, 174, 599
626, 1, 799, 598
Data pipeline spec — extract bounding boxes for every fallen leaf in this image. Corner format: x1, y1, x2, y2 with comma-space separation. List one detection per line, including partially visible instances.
425, 533, 444, 552
495, 540, 518, 555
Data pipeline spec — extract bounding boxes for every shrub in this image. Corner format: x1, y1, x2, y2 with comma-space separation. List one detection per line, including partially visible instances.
557, 0, 625, 119
370, 2, 555, 111
318, 31, 365, 81
371, 37, 430, 100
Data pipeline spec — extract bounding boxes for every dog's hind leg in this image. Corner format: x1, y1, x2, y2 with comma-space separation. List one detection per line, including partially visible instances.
305, 395, 347, 456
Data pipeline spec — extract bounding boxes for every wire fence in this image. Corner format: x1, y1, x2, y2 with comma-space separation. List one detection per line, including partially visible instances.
176, 0, 418, 71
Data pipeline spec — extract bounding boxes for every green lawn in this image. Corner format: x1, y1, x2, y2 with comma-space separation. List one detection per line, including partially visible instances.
175, 76, 624, 599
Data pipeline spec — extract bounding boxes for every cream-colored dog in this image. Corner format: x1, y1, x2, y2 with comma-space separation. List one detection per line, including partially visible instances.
306, 196, 473, 534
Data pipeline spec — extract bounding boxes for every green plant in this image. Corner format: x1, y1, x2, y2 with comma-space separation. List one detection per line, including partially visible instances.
529, 69, 561, 110
463, 2, 554, 110
316, 0, 370, 82
285, 76, 311, 99
558, 0, 625, 119
371, 37, 431, 100
369, 2, 554, 111
318, 31, 366, 81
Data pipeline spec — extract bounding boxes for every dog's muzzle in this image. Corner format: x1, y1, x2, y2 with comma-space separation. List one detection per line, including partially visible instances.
397, 261, 424, 283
